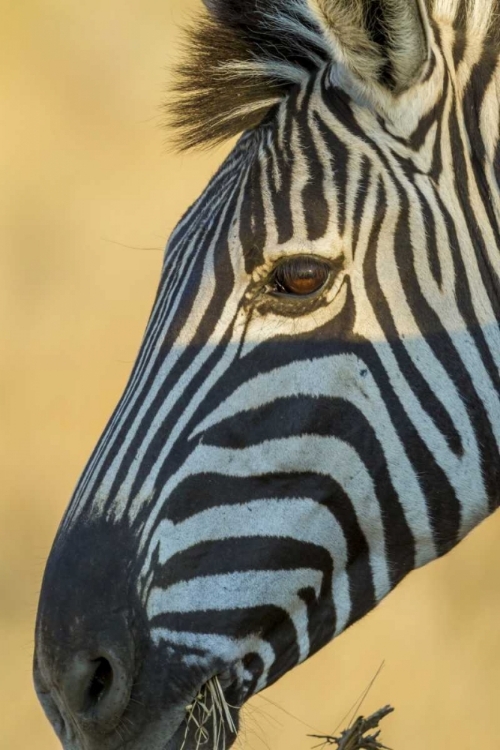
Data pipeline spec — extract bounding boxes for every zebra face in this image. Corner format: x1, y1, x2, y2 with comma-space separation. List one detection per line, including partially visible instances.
35, 1, 500, 749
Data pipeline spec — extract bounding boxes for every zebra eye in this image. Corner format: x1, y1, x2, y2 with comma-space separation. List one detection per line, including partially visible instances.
271, 256, 331, 297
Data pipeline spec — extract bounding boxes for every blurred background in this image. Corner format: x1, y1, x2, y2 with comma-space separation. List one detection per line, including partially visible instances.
2, 1, 500, 748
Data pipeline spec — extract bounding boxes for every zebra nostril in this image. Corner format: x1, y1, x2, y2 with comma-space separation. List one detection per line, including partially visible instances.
62, 651, 131, 731
85, 657, 113, 710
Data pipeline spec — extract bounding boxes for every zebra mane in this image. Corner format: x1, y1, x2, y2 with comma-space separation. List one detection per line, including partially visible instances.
167, 0, 500, 150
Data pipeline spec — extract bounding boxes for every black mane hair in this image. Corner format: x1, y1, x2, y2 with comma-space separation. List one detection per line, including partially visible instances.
168, 0, 330, 151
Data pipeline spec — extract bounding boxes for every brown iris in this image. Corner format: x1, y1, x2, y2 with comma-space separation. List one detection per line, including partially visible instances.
272, 256, 331, 297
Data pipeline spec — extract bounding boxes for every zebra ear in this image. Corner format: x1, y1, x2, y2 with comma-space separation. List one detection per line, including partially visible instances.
315, 0, 432, 93
200, 0, 431, 94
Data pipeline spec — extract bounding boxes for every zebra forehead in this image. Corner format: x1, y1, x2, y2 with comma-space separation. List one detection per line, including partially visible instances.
167, 0, 500, 150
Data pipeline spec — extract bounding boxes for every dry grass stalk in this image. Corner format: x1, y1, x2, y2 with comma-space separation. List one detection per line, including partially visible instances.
308, 705, 394, 750
181, 675, 237, 750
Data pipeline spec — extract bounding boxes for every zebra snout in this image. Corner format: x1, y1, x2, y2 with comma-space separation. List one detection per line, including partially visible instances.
60, 647, 132, 732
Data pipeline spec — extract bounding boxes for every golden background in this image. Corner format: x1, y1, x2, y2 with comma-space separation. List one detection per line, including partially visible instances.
2, 2, 500, 748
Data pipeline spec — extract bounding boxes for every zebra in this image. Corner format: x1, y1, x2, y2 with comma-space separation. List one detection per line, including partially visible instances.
34, 0, 500, 748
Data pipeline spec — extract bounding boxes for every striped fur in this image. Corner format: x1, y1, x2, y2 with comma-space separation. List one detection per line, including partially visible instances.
35, 3, 500, 749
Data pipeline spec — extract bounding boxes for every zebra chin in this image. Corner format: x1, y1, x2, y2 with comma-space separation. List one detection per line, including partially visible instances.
34, 665, 242, 750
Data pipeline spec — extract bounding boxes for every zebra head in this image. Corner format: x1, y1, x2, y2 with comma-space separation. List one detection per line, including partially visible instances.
35, 1, 500, 748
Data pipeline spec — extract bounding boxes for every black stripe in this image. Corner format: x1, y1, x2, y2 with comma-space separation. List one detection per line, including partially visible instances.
420, 188, 443, 288
352, 156, 372, 257
240, 154, 267, 273
314, 105, 349, 237
300, 87, 330, 241
152, 538, 333, 598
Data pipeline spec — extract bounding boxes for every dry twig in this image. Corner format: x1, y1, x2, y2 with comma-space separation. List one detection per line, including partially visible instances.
308, 705, 394, 750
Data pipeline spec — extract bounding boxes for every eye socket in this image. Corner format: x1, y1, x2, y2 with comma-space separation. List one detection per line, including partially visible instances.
271, 256, 331, 297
